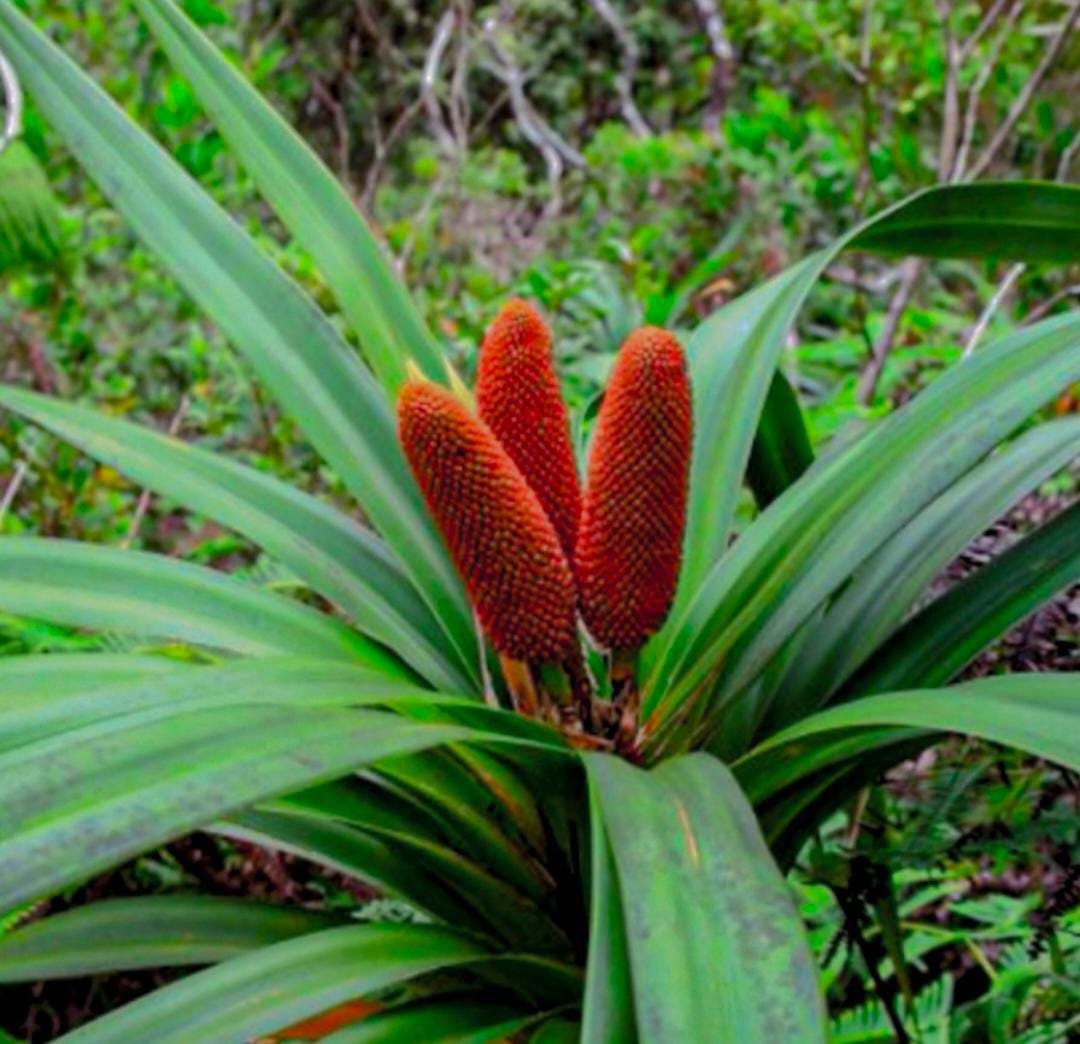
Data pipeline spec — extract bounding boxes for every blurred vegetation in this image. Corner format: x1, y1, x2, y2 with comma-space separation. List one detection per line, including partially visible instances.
0, 0, 1077, 1038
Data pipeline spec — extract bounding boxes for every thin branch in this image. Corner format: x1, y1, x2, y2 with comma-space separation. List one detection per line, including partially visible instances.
967, 0, 1080, 179
1056, 125, 1080, 180
963, 262, 1025, 357
957, 0, 1013, 63
808, 16, 867, 86
691, 0, 736, 127
1022, 282, 1080, 325
361, 97, 422, 211
951, 0, 1025, 181
421, 8, 461, 156
480, 11, 583, 216
858, 257, 924, 405
0, 460, 27, 529
587, 0, 651, 136
935, 0, 962, 179
309, 77, 355, 193
121, 396, 190, 551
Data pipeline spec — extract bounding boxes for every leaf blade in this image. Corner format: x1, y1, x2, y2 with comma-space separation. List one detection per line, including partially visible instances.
0, 3, 476, 685
131, 0, 447, 392
0, 386, 467, 691
0, 897, 342, 982
586, 753, 826, 1042
0, 538, 385, 666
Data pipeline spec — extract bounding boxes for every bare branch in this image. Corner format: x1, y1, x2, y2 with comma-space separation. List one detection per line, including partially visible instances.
422, 8, 461, 156
1056, 125, 1080, 180
121, 396, 190, 551
0, 460, 27, 529
957, 0, 1013, 63
808, 16, 867, 86
586, 0, 652, 136
479, 10, 584, 215
1022, 282, 1080, 325
691, 0, 736, 127
361, 97, 423, 211
967, 0, 1080, 179
935, 0, 962, 179
963, 262, 1025, 357
951, 0, 1024, 181
858, 257, 925, 405
309, 77, 355, 193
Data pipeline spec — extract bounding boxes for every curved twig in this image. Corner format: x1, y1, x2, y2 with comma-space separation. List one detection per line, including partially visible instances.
0, 46, 23, 154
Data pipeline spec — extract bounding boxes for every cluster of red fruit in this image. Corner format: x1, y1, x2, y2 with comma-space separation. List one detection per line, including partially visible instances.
398, 300, 692, 724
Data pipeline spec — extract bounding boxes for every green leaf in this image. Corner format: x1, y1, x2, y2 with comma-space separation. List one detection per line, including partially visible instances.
845, 500, 1080, 697
376, 750, 553, 906
586, 753, 826, 1042
261, 775, 575, 956
0, 386, 467, 691
746, 370, 814, 510
0, 702, 472, 911
851, 182, 1080, 262
0, 3, 476, 686
0, 538, 386, 665
59, 923, 488, 1044
765, 418, 1080, 729
581, 778, 636, 1043
736, 674, 1080, 806
653, 182, 1080, 691
0, 897, 342, 981
320, 993, 543, 1043
0, 657, 451, 751
0, 653, 188, 700
131, 0, 446, 392
648, 313, 1080, 751
217, 808, 476, 929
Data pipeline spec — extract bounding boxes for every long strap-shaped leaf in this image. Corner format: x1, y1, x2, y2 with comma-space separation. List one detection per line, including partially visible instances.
762, 418, 1080, 732
0, 538, 388, 665
320, 994, 546, 1043
845, 499, 1080, 697
0, 4, 476, 685
0, 897, 343, 982
131, 0, 446, 393
0, 702, 473, 911
736, 674, 1080, 806
218, 808, 482, 931
746, 370, 815, 510
654, 182, 1080, 681
648, 313, 1080, 746
60, 923, 488, 1044
585, 752, 826, 1042
0, 652, 186, 698
580, 779, 636, 1043
0, 657, 448, 751
260, 778, 575, 956
0, 386, 467, 691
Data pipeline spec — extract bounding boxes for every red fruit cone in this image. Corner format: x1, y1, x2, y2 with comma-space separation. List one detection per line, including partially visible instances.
398, 379, 578, 664
576, 327, 692, 652
477, 299, 582, 560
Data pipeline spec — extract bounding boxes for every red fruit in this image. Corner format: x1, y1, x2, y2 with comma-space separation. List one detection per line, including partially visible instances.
398, 379, 578, 663
576, 327, 692, 651
477, 299, 582, 560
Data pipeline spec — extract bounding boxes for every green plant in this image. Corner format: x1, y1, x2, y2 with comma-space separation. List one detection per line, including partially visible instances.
0, 1, 1078, 1039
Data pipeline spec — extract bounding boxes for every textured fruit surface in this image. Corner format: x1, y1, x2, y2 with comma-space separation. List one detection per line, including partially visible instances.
576, 327, 692, 651
476, 298, 582, 560
398, 379, 578, 663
